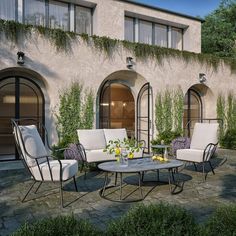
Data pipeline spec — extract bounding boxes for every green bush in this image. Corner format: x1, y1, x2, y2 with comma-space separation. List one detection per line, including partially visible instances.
106, 203, 199, 236
152, 130, 181, 146
220, 129, 236, 149
202, 205, 236, 236
12, 215, 100, 236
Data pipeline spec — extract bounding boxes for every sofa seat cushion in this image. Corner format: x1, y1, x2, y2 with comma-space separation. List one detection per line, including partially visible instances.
77, 129, 106, 150
31, 160, 78, 181
85, 149, 116, 163
103, 128, 128, 144
176, 149, 206, 163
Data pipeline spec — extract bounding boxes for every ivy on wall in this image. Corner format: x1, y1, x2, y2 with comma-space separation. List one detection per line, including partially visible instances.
154, 89, 184, 144
0, 19, 236, 72
55, 82, 94, 147
217, 93, 236, 149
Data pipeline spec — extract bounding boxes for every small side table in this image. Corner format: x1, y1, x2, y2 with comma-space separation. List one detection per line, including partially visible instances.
151, 144, 170, 158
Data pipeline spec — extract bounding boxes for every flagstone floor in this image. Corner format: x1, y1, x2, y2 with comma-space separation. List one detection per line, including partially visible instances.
0, 149, 235, 235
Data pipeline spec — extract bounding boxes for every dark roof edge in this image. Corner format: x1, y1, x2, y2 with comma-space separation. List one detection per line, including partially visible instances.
117, 0, 204, 23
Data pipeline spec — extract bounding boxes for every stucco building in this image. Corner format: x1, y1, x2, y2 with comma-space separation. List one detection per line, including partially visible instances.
0, 0, 235, 160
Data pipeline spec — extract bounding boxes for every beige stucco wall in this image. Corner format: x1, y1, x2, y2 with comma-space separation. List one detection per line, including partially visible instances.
0, 31, 235, 145
65, 0, 202, 53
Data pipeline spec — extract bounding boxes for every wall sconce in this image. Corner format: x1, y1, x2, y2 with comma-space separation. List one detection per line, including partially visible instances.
199, 73, 207, 83
17, 51, 25, 65
126, 57, 133, 69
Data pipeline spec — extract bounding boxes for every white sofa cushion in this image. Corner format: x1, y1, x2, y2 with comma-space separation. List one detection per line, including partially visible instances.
176, 149, 207, 163
17, 125, 48, 167
190, 123, 219, 150
104, 128, 128, 144
77, 129, 106, 150
85, 149, 116, 163
31, 160, 78, 181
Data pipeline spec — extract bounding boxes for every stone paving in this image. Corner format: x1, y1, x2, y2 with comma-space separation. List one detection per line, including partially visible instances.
0, 149, 236, 235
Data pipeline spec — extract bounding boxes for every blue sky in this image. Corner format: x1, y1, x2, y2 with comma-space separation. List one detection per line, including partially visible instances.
134, 0, 222, 18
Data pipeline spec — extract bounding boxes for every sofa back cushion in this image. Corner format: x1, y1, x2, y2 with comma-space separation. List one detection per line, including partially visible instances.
104, 128, 128, 144
190, 123, 219, 150
77, 129, 106, 150
17, 125, 48, 167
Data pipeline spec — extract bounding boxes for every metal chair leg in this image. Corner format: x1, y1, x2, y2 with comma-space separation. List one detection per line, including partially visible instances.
73, 176, 78, 192
120, 173, 123, 200
22, 181, 37, 202
138, 172, 143, 199
208, 161, 215, 175
34, 182, 42, 194
60, 181, 64, 208
193, 163, 198, 171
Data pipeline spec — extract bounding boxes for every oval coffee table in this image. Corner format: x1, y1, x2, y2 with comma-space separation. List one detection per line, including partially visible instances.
98, 158, 183, 202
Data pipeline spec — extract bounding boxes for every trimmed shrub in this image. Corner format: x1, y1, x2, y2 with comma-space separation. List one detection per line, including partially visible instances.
106, 203, 199, 236
202, 205, 236, 236
220, 129, 236, 149
12, 215, 100, 236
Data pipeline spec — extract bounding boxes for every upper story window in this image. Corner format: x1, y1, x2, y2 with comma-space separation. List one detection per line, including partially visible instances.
24, 0, 46, 26
75, 6, 92, 35
154, 24, 168, 47
125, 17, 134, 42
171, 27, 183, 50
49, 1, 69, 31
125, 16, 183, 50
0, 0, 16, 21
139, 20, 152, 45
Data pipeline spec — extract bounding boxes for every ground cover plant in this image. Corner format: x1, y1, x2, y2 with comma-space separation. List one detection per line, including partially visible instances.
12, 203, 236, 236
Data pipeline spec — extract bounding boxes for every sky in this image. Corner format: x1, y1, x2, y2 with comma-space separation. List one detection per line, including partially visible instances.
134, 0, 222, 18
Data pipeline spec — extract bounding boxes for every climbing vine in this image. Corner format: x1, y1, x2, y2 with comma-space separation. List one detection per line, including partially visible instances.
154, 89, 184, 144
55, 82, 94, 147
217, 93, 236, 149
0, 19, 236, 71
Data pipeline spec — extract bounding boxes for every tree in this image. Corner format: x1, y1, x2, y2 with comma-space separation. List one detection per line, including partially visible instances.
202, 0, 236, 58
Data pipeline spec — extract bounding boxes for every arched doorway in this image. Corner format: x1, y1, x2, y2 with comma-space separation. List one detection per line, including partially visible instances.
183, 88, 202, 136
99, 82, 135, 137
0, 76, 45, 160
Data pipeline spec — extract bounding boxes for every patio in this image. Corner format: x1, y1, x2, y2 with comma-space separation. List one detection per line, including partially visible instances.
0, 149, 235, 236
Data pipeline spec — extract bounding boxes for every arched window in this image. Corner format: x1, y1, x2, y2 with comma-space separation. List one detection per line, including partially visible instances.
0, 76, 44, 160
183, 89, 202, 136
99, 82, 135, 138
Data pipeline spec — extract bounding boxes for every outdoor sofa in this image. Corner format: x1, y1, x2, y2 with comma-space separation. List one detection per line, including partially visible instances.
77, 128, 144, 164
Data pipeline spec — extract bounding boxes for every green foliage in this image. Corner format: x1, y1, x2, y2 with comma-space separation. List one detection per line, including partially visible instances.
173, 89, 185, 133
106, 203, 199, 236
155, 89, 184, 140
12, 215, 100, 236
56, 82, 94, 147
220, 129, 236, 149
151, 130, 181, 146
202, 204, 236, 236
104, 138, 142, 157
202, 0, 236, 59
0, 19, 77, 51
0, 19, 236, 71
217, 93, 236, 149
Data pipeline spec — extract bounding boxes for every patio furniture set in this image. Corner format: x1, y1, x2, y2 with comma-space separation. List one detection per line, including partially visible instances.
11, 118, 219, 207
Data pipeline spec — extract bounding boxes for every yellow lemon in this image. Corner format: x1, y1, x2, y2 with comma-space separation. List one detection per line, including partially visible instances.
115, 148, 120, 155
129, 153, 134, 159
152, 156, 156, 160
164, 158, 168, 161
160, 157, 164, 161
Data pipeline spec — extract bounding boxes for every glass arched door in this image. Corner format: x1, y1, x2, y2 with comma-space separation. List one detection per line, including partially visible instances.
0, 77, 44, 160
183, 89, 202, 137
99, 82, 135, 138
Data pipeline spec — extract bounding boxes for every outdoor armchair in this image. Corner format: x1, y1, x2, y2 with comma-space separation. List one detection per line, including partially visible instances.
176, 123, 219, 180
11, 118, 78, 207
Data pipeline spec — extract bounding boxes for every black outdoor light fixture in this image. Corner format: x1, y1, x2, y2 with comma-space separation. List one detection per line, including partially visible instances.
17, 51, 25, 65
199, 73, 207, 83
126, 57, 133, 69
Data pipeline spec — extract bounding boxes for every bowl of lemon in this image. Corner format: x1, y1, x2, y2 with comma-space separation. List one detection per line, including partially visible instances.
152, 155, 168, 162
